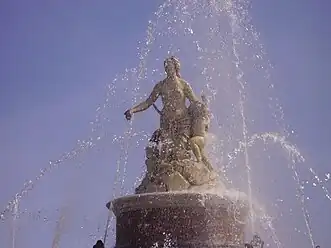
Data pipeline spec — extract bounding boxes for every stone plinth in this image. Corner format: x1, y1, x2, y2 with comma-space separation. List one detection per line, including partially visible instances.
107, 192, 249, 248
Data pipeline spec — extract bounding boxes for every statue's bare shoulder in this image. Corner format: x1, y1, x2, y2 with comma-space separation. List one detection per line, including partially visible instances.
179, 78, 198, 102
178, 78, 189, 87
153, 80, 165, 95
156, 79, 165, 88
149, 80, 163, 96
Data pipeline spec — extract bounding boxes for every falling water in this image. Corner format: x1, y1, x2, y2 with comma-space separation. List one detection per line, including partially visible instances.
309, 167, 331, 201
224, 0, 255, 231
10, 195, 19, 248
1, 1, 330, 247
51, 207, 68, 248
225, 132, 315, 247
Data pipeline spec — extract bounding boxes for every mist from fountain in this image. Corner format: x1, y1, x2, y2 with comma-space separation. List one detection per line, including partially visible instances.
1, 1, 330, 248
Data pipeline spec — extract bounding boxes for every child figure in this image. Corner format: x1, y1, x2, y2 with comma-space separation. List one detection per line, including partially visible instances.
188, 95, 213, 171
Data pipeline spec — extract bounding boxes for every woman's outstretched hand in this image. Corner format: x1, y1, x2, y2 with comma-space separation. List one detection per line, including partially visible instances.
124, 109, 132, 120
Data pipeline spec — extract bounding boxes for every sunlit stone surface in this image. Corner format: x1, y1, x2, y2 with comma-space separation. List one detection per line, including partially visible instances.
107, 192, 249, 248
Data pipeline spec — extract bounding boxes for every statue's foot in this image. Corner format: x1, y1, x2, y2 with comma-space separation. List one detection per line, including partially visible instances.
201, 157, 214, 172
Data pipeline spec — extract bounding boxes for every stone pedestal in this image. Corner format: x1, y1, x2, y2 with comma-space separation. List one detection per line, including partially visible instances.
107, 192, 249, 248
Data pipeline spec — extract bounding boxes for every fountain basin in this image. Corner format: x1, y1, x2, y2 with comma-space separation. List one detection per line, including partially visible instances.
107, 192, 249, 248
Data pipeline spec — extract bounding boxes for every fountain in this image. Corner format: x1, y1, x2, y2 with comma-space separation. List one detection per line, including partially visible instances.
106, 56, 250, 247
0, 1, 330, 248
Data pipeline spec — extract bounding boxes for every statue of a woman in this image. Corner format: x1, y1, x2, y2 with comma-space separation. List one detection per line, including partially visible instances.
124, 56, 199, 143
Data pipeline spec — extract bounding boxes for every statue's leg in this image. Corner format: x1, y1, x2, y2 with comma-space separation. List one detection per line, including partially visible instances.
160, 114, 172, 141
201, 154, 214, 171
159, 115, 176, 161
190, 136, 214, 171
189, 136, 203, 162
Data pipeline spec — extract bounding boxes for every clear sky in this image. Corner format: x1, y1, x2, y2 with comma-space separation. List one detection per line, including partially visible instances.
0, 1, 330, 248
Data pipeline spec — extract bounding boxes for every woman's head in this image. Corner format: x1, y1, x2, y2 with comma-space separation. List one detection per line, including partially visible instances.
164, 56, 181, 77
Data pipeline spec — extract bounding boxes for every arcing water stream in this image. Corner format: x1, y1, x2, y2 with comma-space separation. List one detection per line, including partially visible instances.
1, 1, 330, 247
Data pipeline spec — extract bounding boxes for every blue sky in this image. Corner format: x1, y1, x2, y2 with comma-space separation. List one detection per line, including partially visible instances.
0, 1, 330, 247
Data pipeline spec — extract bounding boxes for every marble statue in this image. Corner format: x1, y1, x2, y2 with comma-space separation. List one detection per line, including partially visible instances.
124, 56, 225, 193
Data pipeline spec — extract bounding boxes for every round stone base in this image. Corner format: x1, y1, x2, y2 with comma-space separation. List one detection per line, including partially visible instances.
107, 192, 249, 248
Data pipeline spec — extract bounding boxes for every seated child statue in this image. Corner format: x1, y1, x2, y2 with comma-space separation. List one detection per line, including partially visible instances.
188, 95, 213, 171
